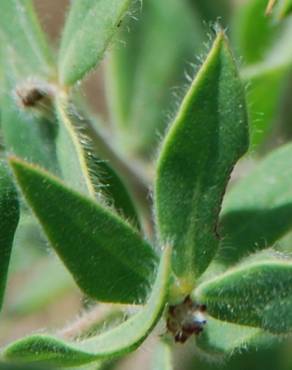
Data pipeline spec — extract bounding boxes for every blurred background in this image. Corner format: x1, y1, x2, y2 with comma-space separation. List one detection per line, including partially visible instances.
2, 0, 292, 369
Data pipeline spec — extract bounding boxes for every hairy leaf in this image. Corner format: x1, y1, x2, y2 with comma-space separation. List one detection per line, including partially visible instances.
56, 98, 140, 226
196, 317, 269, 355
2, 248, 171, 367
195, 254, 292, 333
106, 0, 204, 156
0, 0, 53, 75
0, 162, 19, 311
155, 32, 248, 283
94, 159, 141, 228
59, 0, 131, 86
10, 157, 158, 304
55, 96, 97, 198
218, 143, 292, 265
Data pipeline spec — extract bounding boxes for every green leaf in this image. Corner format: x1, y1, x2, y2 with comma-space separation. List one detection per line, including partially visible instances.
106, 0, 204, 156
240, 18, 292, 148
0, 0, 53, 76
196, 316, 268, 355
279, 0, 292, 18
218, 143, 292, 266
243, 66, 287, 149
150, 340, 172, 370
266, 0, 292, 19
59, 0, 131, 86
195, 253, 292, 334
55, 96, 97, 198
155, 32, 249, 284
231, 0, 278, 64
232, 0, 292, 148
0, 161, 19, 311
55, 98, 140, 226
0, 1, 57, 172
10, 157, 158, 304
0, 59, 58, 173
190, 0, 231, 24
2, 247, 171, 367
95, 160, 141, 229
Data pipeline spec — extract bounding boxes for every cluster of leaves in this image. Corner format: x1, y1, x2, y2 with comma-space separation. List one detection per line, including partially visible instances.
1, 0, 292, 370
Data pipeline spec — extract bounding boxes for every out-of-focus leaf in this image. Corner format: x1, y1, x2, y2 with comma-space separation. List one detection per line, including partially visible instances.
266, 0, 292, 19
0, 363, 52, 370
2, 248, 171, 367
151, 340, 172, 370
59, 0, 131, 86
9, 212, 47, 273
232, 0, 278, 64
241, 18, 292, 148
218, 143, 292, 266
0, 161, 19, 311
155, 32, 248, 284
106, 0, 204, 156
195, 254, 292, 334
10, 157, 158, 304
0, 0, 53, 75
9, 257, 75, 316
279, 0, 292, 18
0, 59, 58, 173
0, 1, 57, 172
232, 0, 292, 148
190, 0, 230, 24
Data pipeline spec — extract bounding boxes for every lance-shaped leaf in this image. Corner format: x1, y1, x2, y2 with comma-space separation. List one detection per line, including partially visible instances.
0, 0, 53, 75
218, 143, 292, 266
55, 97, 140, 226
155, 32, 249, 283
150, 340, 172, 370
0, 161, 19, 311
106, 0, 204, 156
2, 248, 171, 367
55, 96, 97, 198
10, 157, 158, 304
59, 0, 131, 86
194, 253, 292, 334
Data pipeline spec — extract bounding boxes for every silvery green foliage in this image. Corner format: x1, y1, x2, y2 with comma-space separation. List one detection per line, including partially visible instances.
1, 1, 292, 369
